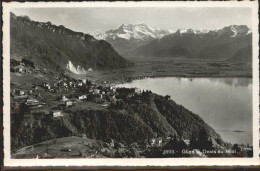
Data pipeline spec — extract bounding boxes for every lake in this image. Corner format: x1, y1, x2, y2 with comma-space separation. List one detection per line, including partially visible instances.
116, 77, 252, 145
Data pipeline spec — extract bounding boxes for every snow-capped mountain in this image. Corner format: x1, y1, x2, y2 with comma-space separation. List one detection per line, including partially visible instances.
173, 25, 251, 37
127, 25, 252, 63
175, 29, 202, 34
93, 24, 172, 55
95, 23, 171, 41
216, 25, 251, 38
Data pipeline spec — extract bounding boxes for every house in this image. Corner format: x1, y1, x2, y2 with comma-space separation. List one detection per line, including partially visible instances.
52, 110, 63, 117
61, 95, 69, 101
78, 82, 83, 87
46, 85, 51, 90
43, 83, 51, 90
88, 68, 93, 72
65, 101, 73, 107
151, 139, 156, 145
78, 95, 87, 100
18, 67, 24, 73
19, 90, 25, 95
26, 98, 40, 106
81, 79, 87, 84
150, 137, 163, 147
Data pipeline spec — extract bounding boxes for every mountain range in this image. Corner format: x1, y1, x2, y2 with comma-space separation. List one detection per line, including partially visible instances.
10, 13, 132, 74
94, 24, 252, 63
93, 23, 172, 55
126, 25, 252, 63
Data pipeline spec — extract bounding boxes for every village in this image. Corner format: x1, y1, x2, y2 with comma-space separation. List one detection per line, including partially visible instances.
10, 59, 146, 119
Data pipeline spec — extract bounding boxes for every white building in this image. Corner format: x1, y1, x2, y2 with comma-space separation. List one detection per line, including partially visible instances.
26, 98, 39, 106
53, 110, 63, 117
61, 95, 69, 101
18, 68, 24, 73
81, 79, 87, 84
19, 90, 25, 95
65, 101, 73, 107
78, 95, 87, 100
150, 137, 163, 146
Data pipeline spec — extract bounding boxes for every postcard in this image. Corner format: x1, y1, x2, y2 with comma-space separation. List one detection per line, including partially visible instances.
2, 1, 259, 166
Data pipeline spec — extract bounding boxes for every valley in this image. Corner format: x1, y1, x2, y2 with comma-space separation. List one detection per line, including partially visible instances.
80, 57, 252, 85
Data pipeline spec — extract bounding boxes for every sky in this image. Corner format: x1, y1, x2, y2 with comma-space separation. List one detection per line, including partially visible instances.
12, 7, 252, 33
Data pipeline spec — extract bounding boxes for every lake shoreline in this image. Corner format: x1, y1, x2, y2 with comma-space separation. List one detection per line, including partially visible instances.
115, 77, 252, 145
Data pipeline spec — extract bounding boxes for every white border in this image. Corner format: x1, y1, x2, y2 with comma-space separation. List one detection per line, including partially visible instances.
3, 1, 259, 166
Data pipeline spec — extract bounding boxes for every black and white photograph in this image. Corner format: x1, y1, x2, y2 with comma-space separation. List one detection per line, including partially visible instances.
2, 1, 259, 166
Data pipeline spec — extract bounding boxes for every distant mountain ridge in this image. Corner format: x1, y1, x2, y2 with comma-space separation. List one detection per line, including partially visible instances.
10, 13, 132, 74
93, 23, 172, 55
126, 25, 252, 63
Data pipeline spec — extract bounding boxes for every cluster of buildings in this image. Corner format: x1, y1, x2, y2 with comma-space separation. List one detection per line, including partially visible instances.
11, 73, 146, 123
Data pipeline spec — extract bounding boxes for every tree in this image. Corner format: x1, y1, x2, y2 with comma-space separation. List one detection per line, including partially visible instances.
164, 95, 171, 100
189, 134, 199, 149
197, 128, 214, 151
233, 144, 241, 153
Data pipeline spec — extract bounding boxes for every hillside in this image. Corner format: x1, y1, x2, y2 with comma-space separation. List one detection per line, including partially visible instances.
126, 25, 252, 62
10, 13, 132, 74
94, 24, 171, 55
11, 83, 223, 152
